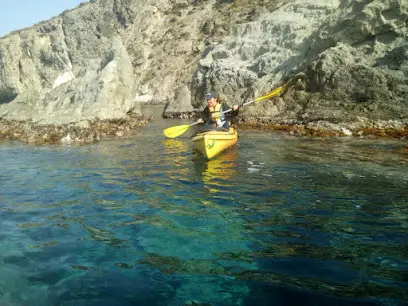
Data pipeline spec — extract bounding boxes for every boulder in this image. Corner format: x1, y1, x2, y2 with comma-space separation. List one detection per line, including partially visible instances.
163, 85, 195, 118
0, 36, 139, 124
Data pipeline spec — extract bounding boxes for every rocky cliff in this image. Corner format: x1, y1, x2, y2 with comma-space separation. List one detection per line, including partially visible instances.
0, 0, 407, 143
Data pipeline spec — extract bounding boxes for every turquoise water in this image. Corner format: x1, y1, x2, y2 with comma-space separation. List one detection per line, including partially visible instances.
1, 115, 408, 305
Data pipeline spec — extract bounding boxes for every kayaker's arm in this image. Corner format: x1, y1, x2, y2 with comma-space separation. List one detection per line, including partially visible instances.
197, 106, 210, 124
223, 103, 239, 118
164, 85, 284, 139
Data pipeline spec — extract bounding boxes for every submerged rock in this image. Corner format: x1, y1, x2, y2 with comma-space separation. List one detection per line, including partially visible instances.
184, 301, 212, 306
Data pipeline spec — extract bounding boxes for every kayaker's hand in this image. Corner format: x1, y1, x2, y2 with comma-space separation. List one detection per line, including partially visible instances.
232, 105, 239, 111
197, 118, 204, 124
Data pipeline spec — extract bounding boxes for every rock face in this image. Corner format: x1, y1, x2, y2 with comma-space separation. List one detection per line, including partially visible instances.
0, 0, 407, 142
189, 0, 408, 136
0, 4, 143, 125
0, 36, 138, 124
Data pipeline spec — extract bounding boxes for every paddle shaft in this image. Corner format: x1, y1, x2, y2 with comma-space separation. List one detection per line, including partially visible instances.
199, 85, 284, 124
196, 97, 258, 125
164, 85, 284, 138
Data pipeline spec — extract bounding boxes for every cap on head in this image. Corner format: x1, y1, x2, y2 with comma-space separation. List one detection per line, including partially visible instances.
204, 91, 217, 100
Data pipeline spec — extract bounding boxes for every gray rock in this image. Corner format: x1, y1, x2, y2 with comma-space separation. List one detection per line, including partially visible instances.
0, 36, 139, 124
190, 0, 408, 135
164, 85, 195, 115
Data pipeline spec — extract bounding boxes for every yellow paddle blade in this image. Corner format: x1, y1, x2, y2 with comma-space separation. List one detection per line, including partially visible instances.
163, 124, 191, 138
254, 85, 284, 102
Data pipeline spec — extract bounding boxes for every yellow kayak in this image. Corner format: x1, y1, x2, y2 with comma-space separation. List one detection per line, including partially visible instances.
191, 127, 238, 159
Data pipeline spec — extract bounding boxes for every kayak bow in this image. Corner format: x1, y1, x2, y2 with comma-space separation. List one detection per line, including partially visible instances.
191, 127, 238, 159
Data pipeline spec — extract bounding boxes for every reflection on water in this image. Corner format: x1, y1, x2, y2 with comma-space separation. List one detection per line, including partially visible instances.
202, 150, 238, 180
0, 122, 407, 305
194, 149, 238, 194
163, 138, 188, 155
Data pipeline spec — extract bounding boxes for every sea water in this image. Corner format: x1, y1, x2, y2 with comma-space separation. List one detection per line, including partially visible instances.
0, 115, 407, 305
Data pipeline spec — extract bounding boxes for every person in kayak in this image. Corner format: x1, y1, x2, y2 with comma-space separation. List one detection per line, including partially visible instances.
197, 91, 239, 129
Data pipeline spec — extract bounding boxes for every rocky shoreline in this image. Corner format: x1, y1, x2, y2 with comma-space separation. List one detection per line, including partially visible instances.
165, 115, 408, 138
1, 112, 407, 145
239, 119, 408, 138
0, 115, 150, 144
162, 104, 408, 140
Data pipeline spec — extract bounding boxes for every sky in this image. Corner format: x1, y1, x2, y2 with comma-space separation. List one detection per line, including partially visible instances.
0, 0, 88, 37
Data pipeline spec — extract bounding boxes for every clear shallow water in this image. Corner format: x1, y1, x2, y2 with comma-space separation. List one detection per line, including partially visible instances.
1, 116, 408, 306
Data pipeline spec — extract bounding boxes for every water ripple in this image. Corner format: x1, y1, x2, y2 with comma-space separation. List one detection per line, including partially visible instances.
0, 123, 407, 305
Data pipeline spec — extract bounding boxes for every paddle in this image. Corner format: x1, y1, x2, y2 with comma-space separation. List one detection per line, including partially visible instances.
163, 85, 284, 139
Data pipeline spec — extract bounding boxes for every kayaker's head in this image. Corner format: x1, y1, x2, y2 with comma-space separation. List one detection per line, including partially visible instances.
205, 91, 219, 108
